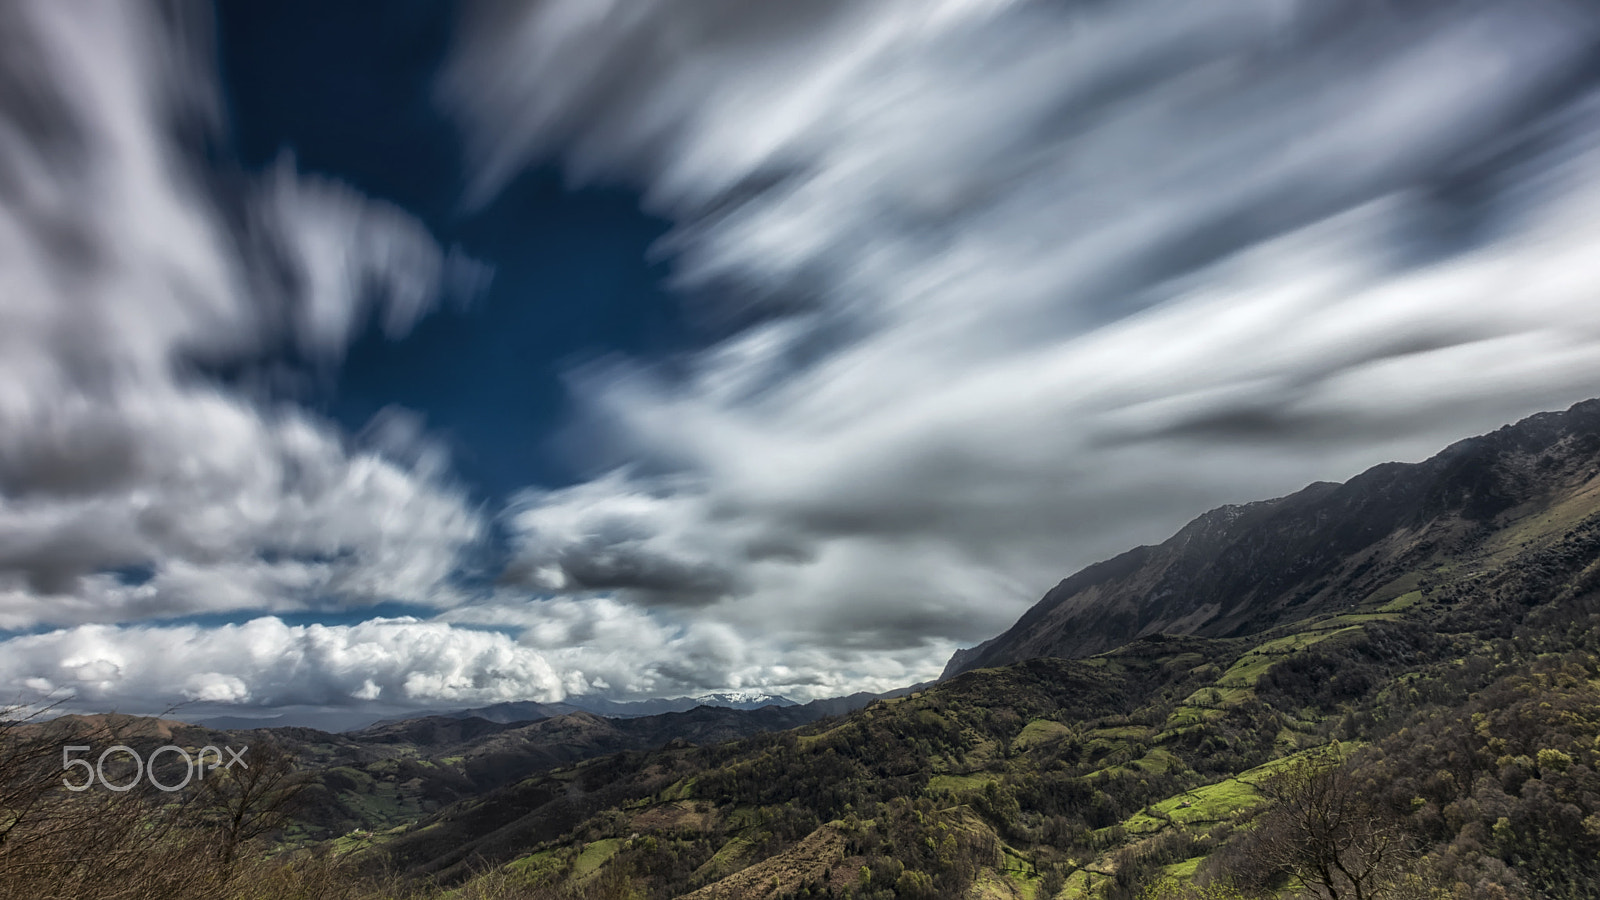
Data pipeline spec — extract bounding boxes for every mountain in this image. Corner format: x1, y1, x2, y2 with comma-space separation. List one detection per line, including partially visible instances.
25, 687, 907, 846
433, 700, 585, 724
193, 708, 392, 732
444, 692, 798, 724
684, 690, 798, 710
372, 648, 1195, 883
187, 692, 799, 737
792, 683, 929, 716
944, 399, 1600, 678
286, 704, 831, 839
562, 690, 796, 717
27, 701, 841, 845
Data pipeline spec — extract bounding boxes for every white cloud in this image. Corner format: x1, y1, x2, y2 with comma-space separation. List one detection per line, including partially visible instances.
454, 594, 951, 700
0, 606, 940, 711
0, 1, 487, 629
262, 158, 491, 356
0, 617, 578, 709
445, 0, 1600, 674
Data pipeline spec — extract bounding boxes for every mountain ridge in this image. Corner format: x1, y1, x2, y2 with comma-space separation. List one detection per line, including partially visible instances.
443, 691, 799, 723
944, 399, 1600, 678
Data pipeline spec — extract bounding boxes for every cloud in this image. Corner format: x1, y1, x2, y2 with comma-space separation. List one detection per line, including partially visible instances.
454, 594, 951, 700
444, 0, 1600, 674
0, 0, 486, 629
0, 603, 943, 712
0, 616, 578, 709
501, 469, 829, 605
11, 0, 1600, 714
260, 158, 494, 357
500, 471, 745, 603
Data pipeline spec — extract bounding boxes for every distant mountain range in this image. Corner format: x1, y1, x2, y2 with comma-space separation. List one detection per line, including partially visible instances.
193, 691, 800, 733
35, 686, 905, 847
438, 690, 799, 724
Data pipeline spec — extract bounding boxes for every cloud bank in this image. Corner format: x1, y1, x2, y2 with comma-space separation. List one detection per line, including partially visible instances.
1, 600, 929, 712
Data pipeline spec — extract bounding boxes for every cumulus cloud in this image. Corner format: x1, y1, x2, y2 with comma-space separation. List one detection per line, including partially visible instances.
450, 595, 949, 700
0, 0, 486, 629
444, 0, 1600, 676
0, 617, 579, 709
0, 602, 939, 713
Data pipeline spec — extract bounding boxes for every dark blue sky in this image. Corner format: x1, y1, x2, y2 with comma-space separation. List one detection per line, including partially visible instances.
216, 0, 688, 501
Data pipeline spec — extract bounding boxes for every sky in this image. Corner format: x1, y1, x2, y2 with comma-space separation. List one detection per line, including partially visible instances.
5, 0, 1600, 724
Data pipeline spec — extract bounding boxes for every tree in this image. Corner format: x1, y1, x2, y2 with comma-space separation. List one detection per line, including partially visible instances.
1238, 751, 1412, 900
1038, 865, 1066, 900
195, 739, 309, 866
0, 705, 230, 900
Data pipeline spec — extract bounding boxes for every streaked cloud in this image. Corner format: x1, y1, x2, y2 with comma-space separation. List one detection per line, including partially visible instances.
0, 0, 486, 630
445, 0, 1600, 678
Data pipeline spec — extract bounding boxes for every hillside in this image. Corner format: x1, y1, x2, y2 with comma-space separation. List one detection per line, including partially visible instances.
359, 589, 1599, 899
946, 399, 1600, 678
19, 701, 840, 845
331, 401, 1600, 899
